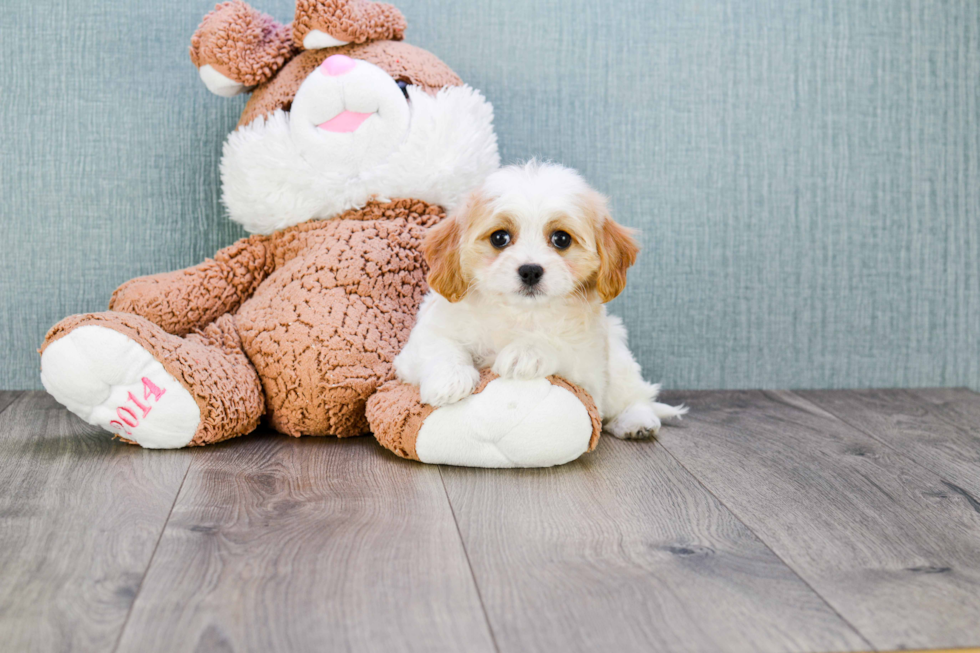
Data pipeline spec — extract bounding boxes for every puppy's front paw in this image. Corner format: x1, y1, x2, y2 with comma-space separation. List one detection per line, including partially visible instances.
605, 402, 663, 439
492, 342, 557, 380
419, 365, 480, 407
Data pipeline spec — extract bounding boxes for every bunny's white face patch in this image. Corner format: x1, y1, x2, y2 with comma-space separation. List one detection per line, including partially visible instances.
289, 56, 411, 174
220, 80, 500, 234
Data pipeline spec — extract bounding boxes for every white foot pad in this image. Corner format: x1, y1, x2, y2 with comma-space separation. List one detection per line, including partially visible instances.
414, 378, 593, 468
40, 326, 200, 449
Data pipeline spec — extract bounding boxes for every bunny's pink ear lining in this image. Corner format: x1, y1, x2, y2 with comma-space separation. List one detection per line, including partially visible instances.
292, 0, 406, 50
190, 0, 299, 96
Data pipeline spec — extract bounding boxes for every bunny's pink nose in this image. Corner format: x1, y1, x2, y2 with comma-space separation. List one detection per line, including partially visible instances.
320, 55, 356, 77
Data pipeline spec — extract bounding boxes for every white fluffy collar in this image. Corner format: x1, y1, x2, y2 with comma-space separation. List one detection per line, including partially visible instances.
220, 85, 500, 234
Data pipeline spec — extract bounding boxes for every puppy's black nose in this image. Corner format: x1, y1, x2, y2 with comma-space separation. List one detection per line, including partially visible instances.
518, 264, 544, 286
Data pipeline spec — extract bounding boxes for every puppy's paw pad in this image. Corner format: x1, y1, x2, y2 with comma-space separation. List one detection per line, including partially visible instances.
606, 402, 662, 439
419, 365, 480, 407
492, 343, 556, 380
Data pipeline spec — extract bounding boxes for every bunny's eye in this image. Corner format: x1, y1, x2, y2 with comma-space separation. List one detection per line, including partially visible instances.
396, 79, 410, 98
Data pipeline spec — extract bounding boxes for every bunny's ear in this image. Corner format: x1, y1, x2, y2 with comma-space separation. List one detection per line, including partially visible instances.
293, 0, 406, 50
190, 1, 299, 97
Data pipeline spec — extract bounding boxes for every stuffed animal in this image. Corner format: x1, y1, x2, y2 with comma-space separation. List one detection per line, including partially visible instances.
39, 0, 602, 467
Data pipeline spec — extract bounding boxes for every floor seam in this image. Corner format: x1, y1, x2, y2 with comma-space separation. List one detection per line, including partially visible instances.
437, 467, 502, 653
655, 428, 877, 652
110, 455, 193, 653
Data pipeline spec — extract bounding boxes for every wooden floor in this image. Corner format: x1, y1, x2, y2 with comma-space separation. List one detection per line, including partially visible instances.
2, 389, 980, 653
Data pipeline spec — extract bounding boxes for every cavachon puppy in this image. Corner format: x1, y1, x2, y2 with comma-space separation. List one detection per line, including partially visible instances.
394, 162, 686, 438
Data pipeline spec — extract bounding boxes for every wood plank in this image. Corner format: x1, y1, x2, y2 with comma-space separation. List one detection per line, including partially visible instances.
657, 390, 980, 651
857, 649, 980, 653
440, 435, 869, 653
0, 391, 22, 416
115, 433, 495, 653
0, 391, 193, 652
800, 388, 980, 498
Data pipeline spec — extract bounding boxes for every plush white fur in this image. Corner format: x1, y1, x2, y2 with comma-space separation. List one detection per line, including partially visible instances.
221, 78, 500, 234
394, 163, 686, 439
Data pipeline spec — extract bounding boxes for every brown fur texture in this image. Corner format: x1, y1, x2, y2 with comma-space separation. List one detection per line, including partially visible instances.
41, 312, 264, 447
239, 40, 462, 126
236, 200, 443, 437
364, 379, 435, 460
58, 199, 444, 442
110, 236, 275, 337
293, 0, 406, 48
367, 370, 602, 462
190, 1, 298, 87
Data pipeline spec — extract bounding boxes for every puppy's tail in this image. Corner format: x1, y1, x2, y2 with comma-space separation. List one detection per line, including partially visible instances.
652, 401, 688, 421
646, 382, 688, 421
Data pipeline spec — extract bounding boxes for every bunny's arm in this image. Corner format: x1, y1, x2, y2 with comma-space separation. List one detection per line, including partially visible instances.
109, 236, 275, 336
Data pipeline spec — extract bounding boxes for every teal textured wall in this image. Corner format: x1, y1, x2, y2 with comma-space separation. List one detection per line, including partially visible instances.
1, 0, 978, 390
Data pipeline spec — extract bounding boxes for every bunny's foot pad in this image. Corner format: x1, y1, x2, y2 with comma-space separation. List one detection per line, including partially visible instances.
40, 325, 201, 449
367, 370, 601, 468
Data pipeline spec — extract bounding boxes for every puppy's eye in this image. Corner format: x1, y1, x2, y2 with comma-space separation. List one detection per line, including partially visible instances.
396, 79, 410, 98
550, 230, 572, 250
490, 230, 511, 249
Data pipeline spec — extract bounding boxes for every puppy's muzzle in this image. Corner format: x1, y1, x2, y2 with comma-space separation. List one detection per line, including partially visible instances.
518, 264, 544, 288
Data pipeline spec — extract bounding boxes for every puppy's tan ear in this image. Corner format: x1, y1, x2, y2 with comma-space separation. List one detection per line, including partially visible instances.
423, 215, 469, 303
590, 193, 639, 303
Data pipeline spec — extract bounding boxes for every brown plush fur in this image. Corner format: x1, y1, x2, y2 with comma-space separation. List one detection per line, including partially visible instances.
110, 236, 275, 337
235, 200, 443, 437
46, 199, 444, 442
293, 0, 406, 48
364, 379, 436, 460
190, 1, 298, 87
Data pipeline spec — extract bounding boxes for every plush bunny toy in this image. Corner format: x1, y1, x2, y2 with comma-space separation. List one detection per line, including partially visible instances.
39, 0, 602, 467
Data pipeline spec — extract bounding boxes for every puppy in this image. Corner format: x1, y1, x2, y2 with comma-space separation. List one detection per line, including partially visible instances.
394, 162, 686, 438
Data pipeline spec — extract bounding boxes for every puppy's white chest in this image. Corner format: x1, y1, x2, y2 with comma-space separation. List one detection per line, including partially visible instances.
480, 313, 605, 370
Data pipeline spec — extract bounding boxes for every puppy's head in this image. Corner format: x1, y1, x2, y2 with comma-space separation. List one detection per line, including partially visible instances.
423, 162, 639, 304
